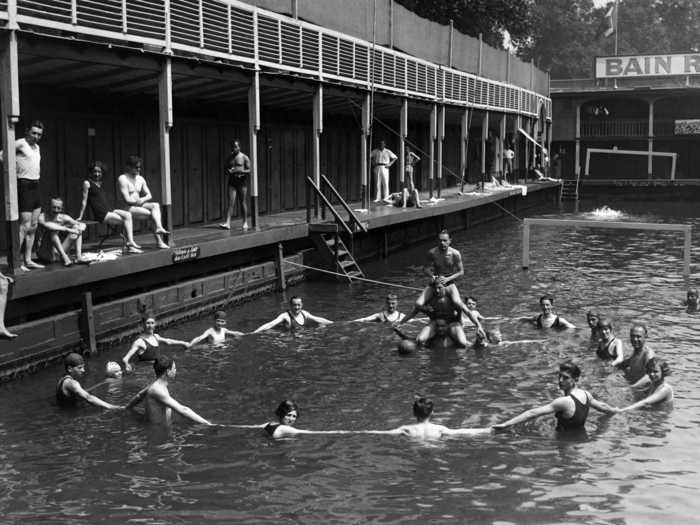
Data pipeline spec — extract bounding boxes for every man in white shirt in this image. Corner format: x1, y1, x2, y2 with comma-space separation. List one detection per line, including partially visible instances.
0, 121, 45, 271
370, 140, 397, 203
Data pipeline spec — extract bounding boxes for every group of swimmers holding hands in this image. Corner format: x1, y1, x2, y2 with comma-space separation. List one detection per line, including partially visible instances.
56, 229, 676, 439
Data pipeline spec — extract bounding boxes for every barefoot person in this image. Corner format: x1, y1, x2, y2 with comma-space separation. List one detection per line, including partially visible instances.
415, 230, 464, 311
493, 361, 617, 432
362, 397, 491, 439
596, 318, 625, 365
56, 353, 122, 410
353, 293, 405, 323
220, 140, 251, 231
370, 140, 397, 203
125, 356, 212, 425
78, 161, 142, 254
36, 198, 87, 267
0, 272, 17, 339
117, 155, 169, 249
1, 120, 45, 271
621, 358, 673, 411
122, 314, 190, 373
620, 323, 655, 383
253, 296, 332, 333
190, 310, 244, 346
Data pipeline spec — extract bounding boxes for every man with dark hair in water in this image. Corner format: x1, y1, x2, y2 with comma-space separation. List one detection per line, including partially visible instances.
126, 356, 212, 426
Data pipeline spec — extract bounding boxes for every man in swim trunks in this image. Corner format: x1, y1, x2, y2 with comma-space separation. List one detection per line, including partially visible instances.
620, 323, 655, 383
363, 397, 491, 438
1, 121, 45, 271
220, 140, 251, 231
253, 296, 333, 333
36, 197, 87, 267
56, 353, 122, 410
415, 230, 464, 310
125, 356, 212, 425
401, 281, 484, 348
492, 361, 617, 432
354, 293, 405, 323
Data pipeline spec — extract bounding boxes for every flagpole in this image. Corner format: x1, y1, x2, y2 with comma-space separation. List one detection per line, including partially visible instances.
614, 0, 619, 55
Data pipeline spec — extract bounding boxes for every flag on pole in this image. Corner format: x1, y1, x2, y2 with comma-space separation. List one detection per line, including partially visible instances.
604, 2, 616, 37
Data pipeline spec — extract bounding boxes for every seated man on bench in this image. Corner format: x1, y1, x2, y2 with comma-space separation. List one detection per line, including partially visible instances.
36, 197, 86, 267
78, 161, 143, 254
117, 155, 169, 249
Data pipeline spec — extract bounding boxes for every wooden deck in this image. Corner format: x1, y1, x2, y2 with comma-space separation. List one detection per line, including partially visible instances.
8, 181, 558, 300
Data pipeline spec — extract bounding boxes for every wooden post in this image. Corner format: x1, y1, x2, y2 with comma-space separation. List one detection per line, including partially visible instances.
480, 112, 488, 190
436, 105, 445, 198
460, 108, 469, 192
428, 104, 436, 198
158, 57, 174, 245
1, 31, 21, 272
513, 114, 520, 181
360, 92, 370, 210
312, 84, 323, 216
574, 104, 581, 180
80, 291, 97, 355
522, 220, 530, 270
399, 98, 407, 186
248, 70, 260, 229
648, 100, 654, 180
499, 113, 506, 180
684, 227, 691, 277
274, 243, 286, 290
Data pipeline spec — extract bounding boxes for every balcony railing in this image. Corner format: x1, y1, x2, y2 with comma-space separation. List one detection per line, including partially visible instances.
0, 0, 551, 119
581, 118, 649, 137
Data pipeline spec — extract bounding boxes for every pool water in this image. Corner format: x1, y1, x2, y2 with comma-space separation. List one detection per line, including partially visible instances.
1, 199, 699, 524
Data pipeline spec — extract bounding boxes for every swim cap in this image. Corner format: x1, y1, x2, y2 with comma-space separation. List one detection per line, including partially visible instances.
398, 339, 416, 355
105, 361, 122, 378
64, 352, 84, 368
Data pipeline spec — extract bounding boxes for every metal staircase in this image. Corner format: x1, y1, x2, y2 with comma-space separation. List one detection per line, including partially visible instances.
560, 174, 580, 201
306, 175, 368, 281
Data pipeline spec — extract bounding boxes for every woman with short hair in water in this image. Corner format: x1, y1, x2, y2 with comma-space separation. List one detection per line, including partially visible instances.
122, 314, 190, 373
620, 358, 673, 411
596, 318, 625, 366
523, 295, 575, 329
492, 361, 617, 432
243, 400, 348, 438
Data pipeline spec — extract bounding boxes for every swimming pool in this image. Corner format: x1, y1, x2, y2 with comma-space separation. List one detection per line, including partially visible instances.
1, 199, 698, 524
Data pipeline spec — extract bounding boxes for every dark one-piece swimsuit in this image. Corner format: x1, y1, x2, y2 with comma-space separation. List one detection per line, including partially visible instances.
264, 423, 280, 436
288, 311, 306, 333
597, 337, 618, 360
536, 314, 563, 329
555, 393, 590, 431
56, 375, 77, 408
136, 337, 160, 362
87, 182, 111, 223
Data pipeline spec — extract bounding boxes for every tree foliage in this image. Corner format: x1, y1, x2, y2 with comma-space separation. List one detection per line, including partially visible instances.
396, 0, 700, 79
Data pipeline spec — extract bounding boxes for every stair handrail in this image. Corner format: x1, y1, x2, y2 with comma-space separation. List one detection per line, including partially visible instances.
319, 174, 368, 234
306, 177, 353, 236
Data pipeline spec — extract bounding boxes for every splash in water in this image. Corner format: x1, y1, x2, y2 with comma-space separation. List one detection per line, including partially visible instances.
589, 205, 623, 220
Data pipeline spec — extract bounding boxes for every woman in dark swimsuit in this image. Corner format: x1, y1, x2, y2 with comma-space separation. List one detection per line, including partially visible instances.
122, 314, 190, 373
530, 294, 576, 329
77, 161, 143, 253
596, 318, 625, 365
492, 361, 617, 432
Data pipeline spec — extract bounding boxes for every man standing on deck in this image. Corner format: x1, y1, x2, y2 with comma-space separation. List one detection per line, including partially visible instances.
126, 356, 212, 426
370, 140, 397, 204
621, 324, 655, 383
220, 139, 251, 231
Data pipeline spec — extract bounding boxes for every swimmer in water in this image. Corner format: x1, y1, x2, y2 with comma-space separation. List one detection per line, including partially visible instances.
472, 328, 546, 350
464, 296, 486, 326
620, 358, 673, 411
361, 397, 491, 439
189, 310, 244, 346
522, 294, 575, 329
353, 293, 406, 323
587, 310, 602, 342
125, 356, 212, 425
253, 296, 332, 333
414, 230, 464, 311
683, 289, 698, 312
56, 353, 122, 410
595, 318, 625, 366
122, 314, 190, 373
620, 323, 655, 383
492, 361, 617, 432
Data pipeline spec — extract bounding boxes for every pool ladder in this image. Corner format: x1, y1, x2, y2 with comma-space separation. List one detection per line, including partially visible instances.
560, 179, 579, 201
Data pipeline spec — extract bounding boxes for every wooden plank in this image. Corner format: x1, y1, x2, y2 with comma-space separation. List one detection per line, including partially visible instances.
282, 127, 295, 210
169, 124, 185, 226
205, 124, 221, 222
186, 124, 204, 224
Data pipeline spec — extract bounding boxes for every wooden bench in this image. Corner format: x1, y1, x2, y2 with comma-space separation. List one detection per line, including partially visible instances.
81, 220, 126, 251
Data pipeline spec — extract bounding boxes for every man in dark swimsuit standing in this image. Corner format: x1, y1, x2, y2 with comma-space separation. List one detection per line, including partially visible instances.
492, 361, 617, 432
220, 139, 251, 231
56, 353, 122, 410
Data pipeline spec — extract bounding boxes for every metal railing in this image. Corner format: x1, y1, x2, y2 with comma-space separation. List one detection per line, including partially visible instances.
1, 0, 551, 119
581, 118, 649, 137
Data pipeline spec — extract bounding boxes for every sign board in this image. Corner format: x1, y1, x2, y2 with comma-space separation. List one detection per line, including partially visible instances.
595, 53, 700, 79
172, 245, 200, 263
675, 119, 700, 135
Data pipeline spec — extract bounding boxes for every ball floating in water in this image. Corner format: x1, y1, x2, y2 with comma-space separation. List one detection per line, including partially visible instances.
398, 340, 416, 355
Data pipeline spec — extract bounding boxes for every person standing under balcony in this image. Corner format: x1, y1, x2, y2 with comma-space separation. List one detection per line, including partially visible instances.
370, 140, 397, 203
220, 140, 251, 231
